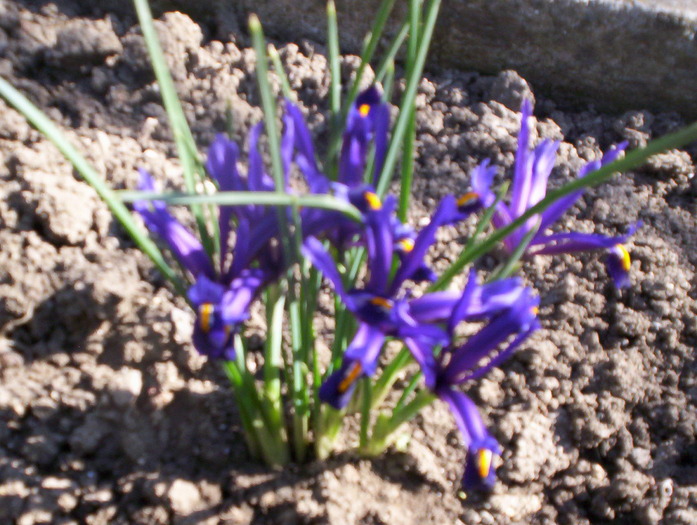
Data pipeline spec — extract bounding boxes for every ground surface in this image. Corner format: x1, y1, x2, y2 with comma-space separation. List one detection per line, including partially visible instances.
1, 2, 696, 524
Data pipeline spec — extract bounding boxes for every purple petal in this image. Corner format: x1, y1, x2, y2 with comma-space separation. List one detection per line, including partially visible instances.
302, 237, 353, 308
408, 291, 461, 323
188, 275, 225, 306
510, 99, 533, 218
529, 231, 626, 255
458, 319, 540, 383
284, 101, 330, 193
248, 122, 276, 193
605, 244, 632, 289
206, 134, 244, 192
344, 323, 387, 375
443, 290, 539, 385
365, 196, 396, 293
221, 269, 264, 324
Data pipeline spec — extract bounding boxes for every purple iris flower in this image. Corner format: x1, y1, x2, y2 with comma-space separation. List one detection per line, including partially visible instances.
416, 273, 539, 491
303, 195, 461, 408
282, 89, 391, 249
187, 270, 264, 360
465, 99, 637, 288
134, 128, 285, 360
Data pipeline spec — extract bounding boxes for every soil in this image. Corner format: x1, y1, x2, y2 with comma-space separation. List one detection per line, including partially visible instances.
1, 2, 697, 524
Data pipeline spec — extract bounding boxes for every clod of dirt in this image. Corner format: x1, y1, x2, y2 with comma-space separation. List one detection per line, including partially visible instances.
45, 17, 122, 69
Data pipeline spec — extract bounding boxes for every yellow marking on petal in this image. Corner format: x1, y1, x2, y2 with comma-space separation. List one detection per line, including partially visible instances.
615, 244, 631, 272
398, 238, 415, 253
338, 362, 363, 393
531, 306, 539, 315
477, 448, 494, 480
369, 297, 394, 310
199, 303, 214, 333
456, 192, 479, 208
364, 191, 382, 210
358, 103, 371, 117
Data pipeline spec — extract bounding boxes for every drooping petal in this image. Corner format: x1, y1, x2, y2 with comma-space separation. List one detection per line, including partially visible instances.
134, 170, 215, 280
319, 324, 386, 409
408, 291, 461, 323
188, 276, 237, 360
529, 231, 626, 255
442, 289, 539, 385
605, 243, 632, 289
365, 195, 396, 293
192, 322, 236, 360
318, 359, 364, 409
438, 389, 502, 491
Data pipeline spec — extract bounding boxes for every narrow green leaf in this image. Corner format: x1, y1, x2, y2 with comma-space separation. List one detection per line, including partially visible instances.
397, 0, 422, 221
376, 0, 442, 197
327, 0, 342, 118
374, 23, 409, 84
117, 190, 364, 222
132, 0, 215, 255
488, 217, 540, 282
249, 15, 285, 193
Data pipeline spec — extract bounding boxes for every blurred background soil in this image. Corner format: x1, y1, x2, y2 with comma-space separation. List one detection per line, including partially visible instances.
0, 1, 696, 524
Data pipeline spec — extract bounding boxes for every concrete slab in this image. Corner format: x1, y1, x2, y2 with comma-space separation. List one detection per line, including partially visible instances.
141, 0, 697, 116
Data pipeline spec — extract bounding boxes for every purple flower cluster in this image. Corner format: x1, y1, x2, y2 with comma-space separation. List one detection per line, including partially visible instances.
134, 89, 637, 490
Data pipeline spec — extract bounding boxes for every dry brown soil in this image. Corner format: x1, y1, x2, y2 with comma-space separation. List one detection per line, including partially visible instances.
1, 2, 696, 524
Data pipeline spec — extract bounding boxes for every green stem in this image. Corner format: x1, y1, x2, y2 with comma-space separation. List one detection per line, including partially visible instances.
364, 390, 436, 456
370, 346, 411, 410
359, 377, 373, 450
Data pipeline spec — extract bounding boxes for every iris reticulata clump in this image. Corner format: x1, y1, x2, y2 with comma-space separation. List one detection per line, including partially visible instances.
132, 87, 637, 491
